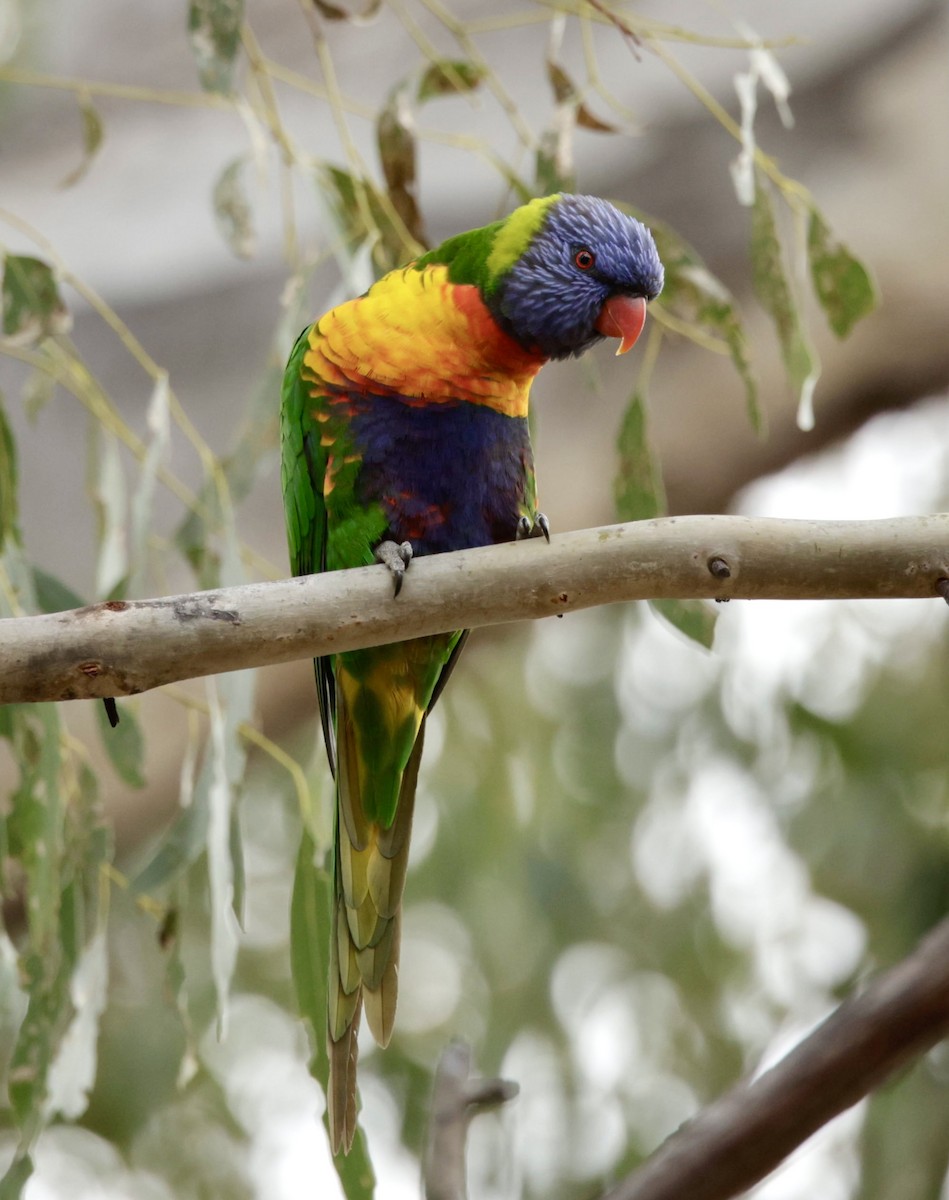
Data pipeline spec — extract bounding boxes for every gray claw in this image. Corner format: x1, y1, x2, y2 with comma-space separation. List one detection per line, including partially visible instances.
516, 513, 551, 542
375, 540, 414, 596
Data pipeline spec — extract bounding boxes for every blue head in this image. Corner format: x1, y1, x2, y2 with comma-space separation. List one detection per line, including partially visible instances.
488, 193, 664, 360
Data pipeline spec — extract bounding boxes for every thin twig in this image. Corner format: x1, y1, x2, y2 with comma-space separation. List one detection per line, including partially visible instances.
424, 1041, 518, 1200
601, 914, 949, 1200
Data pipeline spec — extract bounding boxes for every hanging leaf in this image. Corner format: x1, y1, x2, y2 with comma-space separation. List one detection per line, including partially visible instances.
129, 373, 170, 597
94, 700, 146, 789
614, 391, 665, 522
576, 104, 618, 133
23, 367, 56, 422
546, 59, 576, 105
2, 256, 71, 346
132, 722, 207, 894
417, 59, 485, 102
31, 568, 84, 616
319, 166, 414, 275
545, 58, 616, 135
535, 125, 576, 196
60, 92, 104, 189
0, 391, 20, 553
212, 158, 256, 260
635, 211, 762, 434
89, 429, 128, 600
0, 1154, 33, 1200
43, 927, 108, 1120
750, 178, 819, 426
188, 0, 244, 94
205, 677, 245, 1036
376, 87, 426, 250
807, 206, 877, 339
614, 386, 717, 648
0, 703, 109, 1191
650, 597, 717, 650
312, 0, 382, 21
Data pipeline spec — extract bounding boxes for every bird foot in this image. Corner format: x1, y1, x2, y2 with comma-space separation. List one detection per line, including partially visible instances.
375, 540, 414, 596
516, 512, 550, 543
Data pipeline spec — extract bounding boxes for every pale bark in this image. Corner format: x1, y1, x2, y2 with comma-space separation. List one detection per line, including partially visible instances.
1, 514, 947, 705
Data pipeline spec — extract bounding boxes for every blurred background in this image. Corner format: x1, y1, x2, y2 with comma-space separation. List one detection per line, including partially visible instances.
1, 1, 948, 1197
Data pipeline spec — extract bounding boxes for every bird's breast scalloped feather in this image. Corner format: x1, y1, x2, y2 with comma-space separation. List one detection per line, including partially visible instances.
301, 263, 546, 417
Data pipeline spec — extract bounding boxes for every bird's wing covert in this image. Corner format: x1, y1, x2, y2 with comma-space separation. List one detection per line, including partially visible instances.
280, 324, 337, 774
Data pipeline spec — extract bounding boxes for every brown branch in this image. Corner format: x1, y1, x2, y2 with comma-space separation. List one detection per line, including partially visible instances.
602, 916, 949, 1200
0, 514, 947, 705
423, 1041, 518, 1200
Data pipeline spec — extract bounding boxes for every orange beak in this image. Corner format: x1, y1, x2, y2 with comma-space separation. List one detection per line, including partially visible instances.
594, 294, 648, 356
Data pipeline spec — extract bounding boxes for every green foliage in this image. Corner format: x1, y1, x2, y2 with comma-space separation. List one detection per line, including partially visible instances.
377, 87, 426, 250
416, 59, 485, 102
807, 206, 878, 338
615, 392, 665, 522
750, 177, 818, 414
644, 214, 761, 434
61, 92, 104, 188
212, 158, 256, 260
188, 0, 245, 94
0, 394, 20, 553
1, 257, 70, 345
94, 701, 146, 790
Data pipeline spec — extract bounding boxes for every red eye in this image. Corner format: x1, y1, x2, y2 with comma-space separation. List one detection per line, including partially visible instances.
574, 248, 596, 271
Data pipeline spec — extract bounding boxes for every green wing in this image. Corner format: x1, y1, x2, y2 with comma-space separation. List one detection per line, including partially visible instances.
280, 326, 338, 772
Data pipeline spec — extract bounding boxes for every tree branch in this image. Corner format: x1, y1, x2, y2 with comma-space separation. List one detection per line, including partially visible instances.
2, 514, 948, 704
602, 915, 949, 1200
423, 1041, 518, 1200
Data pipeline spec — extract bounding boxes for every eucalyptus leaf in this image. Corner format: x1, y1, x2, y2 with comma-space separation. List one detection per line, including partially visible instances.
649, 597, 717, 650
808, 206, 877, 338
376, 88, 426, 250
61, 92, 104, 188
2, 256, 71, 346
417, 59, 485, 102
129, 372, 170, 597
615, 391, 665, 522
95, 699, 146, 789
188, 0, 244, 94
319, 166, 413, 274
535, 126, 576, 197
313, 0, 382, 20
43, 928, 108, 1120
0, 1153, 33, 1200
206, 678, 242, 1036
89, 429, 128, 600
31, 568, 84, 615
643, 214, 761, 433
0, 390, 21, 552
22, 366, 56, 421
213, 157, 256, 260
750, 178, 819, 424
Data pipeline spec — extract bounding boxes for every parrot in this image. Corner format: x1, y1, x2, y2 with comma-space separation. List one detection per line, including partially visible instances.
280, 192, 663, 1153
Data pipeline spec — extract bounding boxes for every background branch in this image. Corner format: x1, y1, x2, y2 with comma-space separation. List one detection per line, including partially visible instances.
602, 915, 949, 1200
2, 514, 948, 705
423, 1041, 518, 1200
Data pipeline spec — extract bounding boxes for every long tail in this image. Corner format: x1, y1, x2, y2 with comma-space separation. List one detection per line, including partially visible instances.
327, 710, 426, 1154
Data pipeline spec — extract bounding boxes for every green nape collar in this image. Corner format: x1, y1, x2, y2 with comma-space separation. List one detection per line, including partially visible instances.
413, 194, 560, 296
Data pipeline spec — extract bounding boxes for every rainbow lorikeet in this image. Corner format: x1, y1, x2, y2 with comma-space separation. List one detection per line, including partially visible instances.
281, 192, 663, 1152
